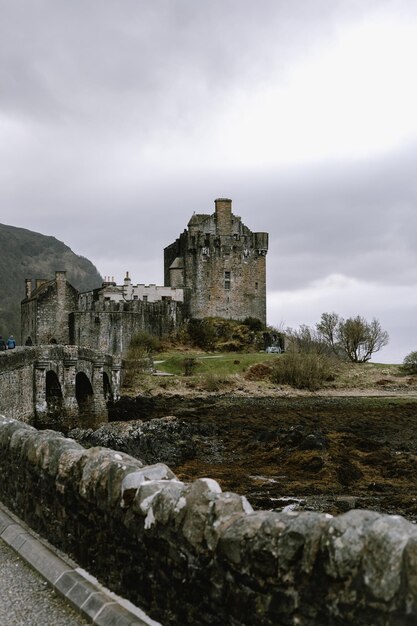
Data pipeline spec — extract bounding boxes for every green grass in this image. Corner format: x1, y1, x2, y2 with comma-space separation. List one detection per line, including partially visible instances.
154, 351, 279, 376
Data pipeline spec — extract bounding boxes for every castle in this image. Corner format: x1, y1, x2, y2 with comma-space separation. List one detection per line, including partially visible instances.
21, 198, 268, 354
165, 198, 268, 324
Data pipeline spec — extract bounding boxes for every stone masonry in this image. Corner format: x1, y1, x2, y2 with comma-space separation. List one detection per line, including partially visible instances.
21, 271, 78, 346
164, 198, 268, 325
21, 198, 269, 355
0, 346, 121, 430
1, 415, 417, 625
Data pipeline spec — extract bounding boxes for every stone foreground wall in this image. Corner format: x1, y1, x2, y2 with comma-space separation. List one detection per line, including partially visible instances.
1, 415, 417, 625
0, 349, 37, 420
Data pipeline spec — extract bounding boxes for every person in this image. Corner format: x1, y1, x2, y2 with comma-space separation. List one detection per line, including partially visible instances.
25, 336, 33, 346
7, 335, 16, 349
0, 336, 6, 351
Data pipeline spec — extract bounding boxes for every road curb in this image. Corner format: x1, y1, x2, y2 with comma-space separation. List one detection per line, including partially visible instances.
0, 502, 161, 626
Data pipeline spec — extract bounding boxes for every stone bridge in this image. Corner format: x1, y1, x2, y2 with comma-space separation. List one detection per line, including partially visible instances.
0, 346, 122, 431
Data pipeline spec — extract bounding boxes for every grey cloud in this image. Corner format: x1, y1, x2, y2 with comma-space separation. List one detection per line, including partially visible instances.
1, 0, 417, 348
0, 0, 394, 127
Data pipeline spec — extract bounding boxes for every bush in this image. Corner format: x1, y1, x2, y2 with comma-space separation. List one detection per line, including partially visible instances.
183, 357, 198, 376
199, 373, 232, 392
270, 352, 335, 391
401, 351, 417, 375
122, 331, 160, 389
129, 331, 161, 354
243, 317, 264, 332
244, 363, 273, 381
186, 319, 217, 350
181, 317, 264, 352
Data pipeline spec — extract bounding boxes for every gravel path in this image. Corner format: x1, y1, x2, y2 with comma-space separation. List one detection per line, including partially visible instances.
0, 537, 89, 626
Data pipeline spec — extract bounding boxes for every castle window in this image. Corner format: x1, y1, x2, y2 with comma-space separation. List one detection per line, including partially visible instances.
224, 271, 231, 290
255, 282, 258, 290
133, 295, 138, 300
143, 295, 148, 302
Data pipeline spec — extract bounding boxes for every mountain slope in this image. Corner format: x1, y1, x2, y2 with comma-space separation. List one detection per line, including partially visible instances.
0, 223, 102, 340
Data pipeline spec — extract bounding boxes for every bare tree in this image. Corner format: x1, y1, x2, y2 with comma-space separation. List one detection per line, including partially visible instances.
316, 312, 340, 355
317, 313, 389, 363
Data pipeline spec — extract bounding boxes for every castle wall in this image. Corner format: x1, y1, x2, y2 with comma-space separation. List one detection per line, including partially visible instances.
21, 297, 38, 345
1, 416, 417, 625
0, 350, 35, 421
72, 299, 184, 355
164, 199, 268, 325
21, 272, 78, 345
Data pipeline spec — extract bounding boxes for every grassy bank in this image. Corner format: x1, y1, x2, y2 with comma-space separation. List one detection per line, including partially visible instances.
122, 347, 417, 398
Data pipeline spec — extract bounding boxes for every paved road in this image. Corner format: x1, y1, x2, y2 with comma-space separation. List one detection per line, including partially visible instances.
0, 537, 89, 626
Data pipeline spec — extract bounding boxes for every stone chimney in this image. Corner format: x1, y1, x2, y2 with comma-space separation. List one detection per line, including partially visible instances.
55, 270, 67, 282
123, 271, 132, 298
215, 198, 232, 236
25, 278, 32, 299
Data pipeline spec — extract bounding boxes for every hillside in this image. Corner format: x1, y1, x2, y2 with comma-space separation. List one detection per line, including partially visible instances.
0, 223, 102, 340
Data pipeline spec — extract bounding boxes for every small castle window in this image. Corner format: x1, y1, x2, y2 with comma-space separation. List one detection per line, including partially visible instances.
224, 271, 231, 290
133, 295, 138, 300
143, 295, 148, 302
255, 282, 258, 290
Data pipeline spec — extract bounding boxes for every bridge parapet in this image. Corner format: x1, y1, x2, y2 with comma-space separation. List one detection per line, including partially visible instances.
0, 345, 121, 430
1, 415, 417, 625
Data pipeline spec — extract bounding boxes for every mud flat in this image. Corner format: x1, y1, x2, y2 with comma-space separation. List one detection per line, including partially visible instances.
100, 395, 417, 520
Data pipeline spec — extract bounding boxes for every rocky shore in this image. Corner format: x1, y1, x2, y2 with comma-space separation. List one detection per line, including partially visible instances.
70, 393, 417, 521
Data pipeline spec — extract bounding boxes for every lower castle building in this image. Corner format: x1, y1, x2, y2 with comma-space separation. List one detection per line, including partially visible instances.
21, 198, 268, 355
21, 272, 184, 355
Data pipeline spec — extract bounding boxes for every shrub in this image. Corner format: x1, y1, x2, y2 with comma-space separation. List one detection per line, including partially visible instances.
270, 352, 335, 391
179, 317, 265, 352
199, 373, 232, 392
401, 351, 417, 375
243, 317, 264, 332
245, 363, 273, 381
186, 319, 217, 351
129, 331, 161, 354
122, 331, 159, 389
183, 357, 198, 376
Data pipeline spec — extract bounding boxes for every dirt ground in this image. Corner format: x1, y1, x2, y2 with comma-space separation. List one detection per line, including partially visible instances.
121, 394, 417, 521
115, 361, 417, 521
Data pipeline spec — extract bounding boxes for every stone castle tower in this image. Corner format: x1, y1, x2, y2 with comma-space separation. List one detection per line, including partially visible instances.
164, 198, 268, 324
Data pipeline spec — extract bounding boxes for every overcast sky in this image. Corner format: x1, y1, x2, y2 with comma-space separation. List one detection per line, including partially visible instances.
2, 0, 417, 362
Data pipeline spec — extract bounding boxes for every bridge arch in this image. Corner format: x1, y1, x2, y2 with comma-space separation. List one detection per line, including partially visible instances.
45, 370, 63, 419
103, 371, 113, 402
75, 371, 95, 423
0, 346, 122, 428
